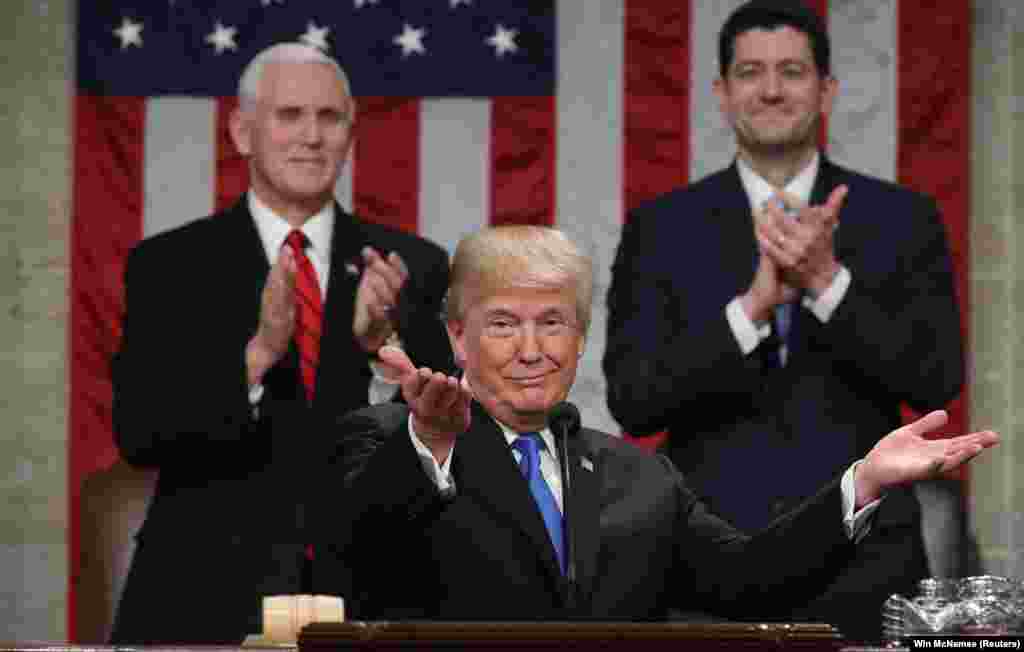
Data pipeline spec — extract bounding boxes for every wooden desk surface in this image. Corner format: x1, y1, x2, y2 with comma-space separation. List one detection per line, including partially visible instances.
300, 621, 846, 650
1, 623, 859, 652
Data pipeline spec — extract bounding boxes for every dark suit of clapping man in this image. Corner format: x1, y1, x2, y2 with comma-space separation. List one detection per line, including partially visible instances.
315, 225, 993, 625
603, 0, 965, 640
110, 43, 451, 644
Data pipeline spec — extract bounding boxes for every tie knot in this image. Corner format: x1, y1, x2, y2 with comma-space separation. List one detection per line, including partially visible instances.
512, 433, 544, 474
768, 193, 798, 218
286, 229, 309, 253
514, 432, 545, 452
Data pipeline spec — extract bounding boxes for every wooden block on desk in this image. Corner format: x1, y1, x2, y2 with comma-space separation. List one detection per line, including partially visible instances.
262, 594, 345, 643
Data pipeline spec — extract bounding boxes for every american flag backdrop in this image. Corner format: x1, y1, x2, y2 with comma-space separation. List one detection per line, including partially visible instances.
71, 0, 969, 639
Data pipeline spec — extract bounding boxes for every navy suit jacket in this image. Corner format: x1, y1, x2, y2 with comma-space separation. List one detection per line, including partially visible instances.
315, 402, 857, 622
109, 197, 452, 644
602, 157, 963, 637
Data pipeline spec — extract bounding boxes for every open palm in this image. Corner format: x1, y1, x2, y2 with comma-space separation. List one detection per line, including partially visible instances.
376, 345, 472, 460
856, 410, 999, 507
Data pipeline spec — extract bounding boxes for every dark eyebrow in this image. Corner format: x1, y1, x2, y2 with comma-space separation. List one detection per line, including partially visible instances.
734, 53, 812, 66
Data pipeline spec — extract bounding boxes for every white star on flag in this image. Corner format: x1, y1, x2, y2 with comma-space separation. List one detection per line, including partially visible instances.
394, 23, 426, 57
205, 21, 238, 54
300, 21, 330, 51
261, 0, 285, 5
450, 0, 472, 7
354, 0, 379, 8
486, 24, 518, 57
113, 17, 143, 49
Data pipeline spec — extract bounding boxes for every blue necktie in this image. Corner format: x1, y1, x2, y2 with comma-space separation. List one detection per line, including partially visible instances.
512, 433, 565, 575
769, 194, 796, 367
774, 302, 792, 366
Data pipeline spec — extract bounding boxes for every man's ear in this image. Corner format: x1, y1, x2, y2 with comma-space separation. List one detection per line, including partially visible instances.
712, 77, 729, 117
229, 107, 251, 157
819, 75, 839, 120
446, 319, 466, 369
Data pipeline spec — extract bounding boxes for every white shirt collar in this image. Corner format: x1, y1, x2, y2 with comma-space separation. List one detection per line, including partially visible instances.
494, 417, 558, 461
248, 191, 334, 267
736, 151, 820, 212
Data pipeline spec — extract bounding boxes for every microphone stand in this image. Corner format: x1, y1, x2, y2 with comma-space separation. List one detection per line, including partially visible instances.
555, 420, 577, 613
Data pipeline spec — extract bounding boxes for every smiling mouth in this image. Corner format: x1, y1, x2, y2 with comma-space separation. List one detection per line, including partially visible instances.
509, 375, 547, 386
754, 111, 791, 119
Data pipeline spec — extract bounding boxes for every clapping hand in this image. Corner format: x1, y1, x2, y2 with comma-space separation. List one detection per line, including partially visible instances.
755, 185, 847, 296
353, 247, 409, 354
246, 246, 297, 386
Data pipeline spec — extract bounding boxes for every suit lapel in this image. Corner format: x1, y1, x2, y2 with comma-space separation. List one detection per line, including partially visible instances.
564, 432, 601, 610
809, 155, 837, 205
454, 403, 565, 590
314, 205, 370, 407
711, 164, 761, 291
811, 156, 848, 256
218, 198, 274, 336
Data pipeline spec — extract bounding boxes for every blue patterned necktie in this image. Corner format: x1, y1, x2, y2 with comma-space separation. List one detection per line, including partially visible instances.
512, 433, 565, 575
774, 302, 792, 366
770, 194, 796, 366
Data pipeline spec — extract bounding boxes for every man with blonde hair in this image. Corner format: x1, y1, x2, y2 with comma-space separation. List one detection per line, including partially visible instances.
316, 225, 994, 624
110, 42, 451, 643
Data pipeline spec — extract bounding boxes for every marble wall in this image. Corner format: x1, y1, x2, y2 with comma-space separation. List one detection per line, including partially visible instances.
0, 0, 71, 641
968, 0, 1024, 578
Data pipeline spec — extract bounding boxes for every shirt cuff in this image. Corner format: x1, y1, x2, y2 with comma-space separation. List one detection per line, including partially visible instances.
368, 358, 401, 404
841, 460, 881, 543
726, 297, 772, 356
248, 383, 264, 419
408, 414, 456, 493
802, 265, 851, 323
368, 333, 403, 404
248, 383, 264, 404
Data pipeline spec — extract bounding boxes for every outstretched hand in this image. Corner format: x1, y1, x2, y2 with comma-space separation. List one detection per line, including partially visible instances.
855, 410, 999, 508
377, 345, 472, 463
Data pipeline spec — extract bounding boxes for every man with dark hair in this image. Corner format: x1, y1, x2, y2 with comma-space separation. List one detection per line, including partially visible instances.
604, 0, 963, 639
718, 0, 831, 78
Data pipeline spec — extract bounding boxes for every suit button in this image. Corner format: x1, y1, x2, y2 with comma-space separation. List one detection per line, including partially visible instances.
771, 500, 786, 516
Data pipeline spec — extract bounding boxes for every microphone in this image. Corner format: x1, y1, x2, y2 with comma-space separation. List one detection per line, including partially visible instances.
548, 401, 581, 611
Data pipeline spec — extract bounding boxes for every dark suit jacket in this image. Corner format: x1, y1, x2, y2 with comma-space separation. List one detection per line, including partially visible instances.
603, 157, 964, 637
109, 197, 452, 644
315, 402, 858, 622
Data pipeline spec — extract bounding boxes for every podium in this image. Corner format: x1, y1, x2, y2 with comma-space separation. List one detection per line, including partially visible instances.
299, 621, 845, 650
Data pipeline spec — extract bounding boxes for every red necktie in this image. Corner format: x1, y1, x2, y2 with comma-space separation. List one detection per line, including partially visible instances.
285, 230, 323, 402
